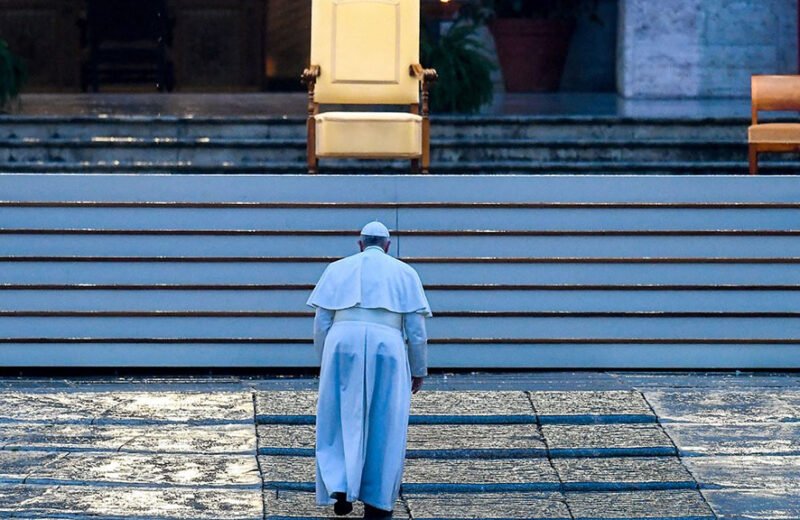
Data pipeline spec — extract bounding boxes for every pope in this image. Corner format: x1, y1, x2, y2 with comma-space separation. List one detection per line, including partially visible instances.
308, 221, 431, 519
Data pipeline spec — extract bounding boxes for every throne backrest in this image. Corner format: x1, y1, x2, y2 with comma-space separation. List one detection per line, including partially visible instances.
310, 0, 420, 105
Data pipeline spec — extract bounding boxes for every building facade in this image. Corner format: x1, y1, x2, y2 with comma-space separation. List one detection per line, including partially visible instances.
0, 0, 797, 97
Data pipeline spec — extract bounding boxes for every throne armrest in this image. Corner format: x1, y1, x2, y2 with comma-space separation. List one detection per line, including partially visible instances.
410, 64, 438, 84
301, 65, 321, 86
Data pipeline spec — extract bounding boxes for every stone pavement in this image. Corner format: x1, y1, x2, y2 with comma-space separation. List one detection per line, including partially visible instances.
0, 371, 797, 519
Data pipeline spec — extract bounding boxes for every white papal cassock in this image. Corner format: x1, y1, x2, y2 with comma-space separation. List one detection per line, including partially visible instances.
308, 243, 431, 511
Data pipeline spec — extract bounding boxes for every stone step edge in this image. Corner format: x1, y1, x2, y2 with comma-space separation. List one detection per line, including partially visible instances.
257, 447, 677, 459
255, 415, 657, 425
0, 114, 758, 124
0, 161, 797, 173
265, 481, 698, 493
0, 477, 261, 490
0, 138, 749, 147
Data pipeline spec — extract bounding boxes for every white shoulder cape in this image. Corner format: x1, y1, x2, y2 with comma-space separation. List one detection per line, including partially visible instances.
307, 247, 432, 317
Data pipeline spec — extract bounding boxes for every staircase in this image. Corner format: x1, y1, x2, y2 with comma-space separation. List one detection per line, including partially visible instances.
1, 173, 798, 368
0, 115, 798, 174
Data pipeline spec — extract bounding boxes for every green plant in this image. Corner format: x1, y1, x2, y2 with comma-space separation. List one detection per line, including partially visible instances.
421, 21, 495, 113
0, 39, 27, 108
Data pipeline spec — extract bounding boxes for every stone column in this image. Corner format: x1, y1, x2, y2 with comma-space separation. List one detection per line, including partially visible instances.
618, 0, 798, 98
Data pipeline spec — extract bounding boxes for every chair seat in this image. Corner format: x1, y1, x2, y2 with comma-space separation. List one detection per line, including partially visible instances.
748, 123, 800, 143
315, 112, 422, 158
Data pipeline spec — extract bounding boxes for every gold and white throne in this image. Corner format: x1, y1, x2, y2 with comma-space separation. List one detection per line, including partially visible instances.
301, 0, 437, 173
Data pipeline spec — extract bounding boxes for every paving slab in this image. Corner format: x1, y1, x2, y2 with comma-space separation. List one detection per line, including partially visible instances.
664, 423, 800, 457
256, 391, 538, 424
26, 452, 261, 488
404, 491, 571, 519
97, 391, 254, 424
0, 483, 263, 519
258, 455, 560, 492
402, 457, 560, 492
0, 392, 121, 423
422, 372, 627, 391
773, 390, 800, 416
255, 391, 318, 420
0, 423, 256, 454
260, 455, 316, 488
702, 489, 800, 520
553, 457, 695, 491
0, 483, 51, 508
644, 391, 798, 424
0, 391, 253, 424
258, 424, 316, 452
682, 455, 800, 490
566, 490, 715, 519
405, 424, 546, 455
542, 424, 676, 457
0, 451, 64, 483
410, 391, 535, 421
529, 391, 655, 424
263, 489, 408, 519
257, 423, 547, 456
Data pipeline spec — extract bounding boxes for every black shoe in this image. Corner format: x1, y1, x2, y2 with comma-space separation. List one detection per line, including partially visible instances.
333, 492, 353, 516
364, 503, 392, 519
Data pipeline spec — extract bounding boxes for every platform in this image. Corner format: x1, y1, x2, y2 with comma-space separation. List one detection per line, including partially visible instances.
0, 371, 798, 519
2, 94, 798, 175
1, 173, 798, 370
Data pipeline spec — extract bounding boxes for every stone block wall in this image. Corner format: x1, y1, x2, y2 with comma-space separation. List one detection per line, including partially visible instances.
618, 0, 798, 98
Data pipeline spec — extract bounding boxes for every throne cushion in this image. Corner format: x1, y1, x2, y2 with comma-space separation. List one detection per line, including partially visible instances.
315, 112, 422, 158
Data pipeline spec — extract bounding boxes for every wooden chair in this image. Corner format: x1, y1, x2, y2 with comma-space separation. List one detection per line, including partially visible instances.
301, 0, 437, 174
749, 75, 800, 174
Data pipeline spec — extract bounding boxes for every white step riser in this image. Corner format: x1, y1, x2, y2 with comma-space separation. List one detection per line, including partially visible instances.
2, 174, 796, 203
0, 234, 797, 257
2, 207, 798, 231
1, 261, 797, 285
2, 316, 798, 340
3, 343, 797, 369
3, 289, 799, 312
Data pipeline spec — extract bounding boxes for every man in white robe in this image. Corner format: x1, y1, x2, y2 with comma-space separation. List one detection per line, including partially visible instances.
308, 221, 431, 519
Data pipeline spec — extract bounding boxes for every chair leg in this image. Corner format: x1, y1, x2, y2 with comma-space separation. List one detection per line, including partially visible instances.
422, 120, 431, 174
307, 117, 317, 174
748, 145, 758, 175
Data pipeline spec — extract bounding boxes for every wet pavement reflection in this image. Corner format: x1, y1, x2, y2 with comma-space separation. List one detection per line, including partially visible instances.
0, 371, 796, 519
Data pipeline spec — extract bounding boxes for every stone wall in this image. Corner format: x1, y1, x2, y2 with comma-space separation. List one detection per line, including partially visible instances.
618, 0, 798, 98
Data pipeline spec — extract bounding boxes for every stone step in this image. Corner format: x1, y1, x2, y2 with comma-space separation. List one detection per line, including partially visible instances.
259, 454, 698, 493
0, 137, 767, 164
1, 173, 797, 369
0, 160, 797, 175
0, 115, 754, 141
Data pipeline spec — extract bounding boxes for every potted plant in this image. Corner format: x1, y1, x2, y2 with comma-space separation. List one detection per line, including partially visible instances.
421, 18, 495, 113
480, 0, 598, 92
0, 40, 27, 112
